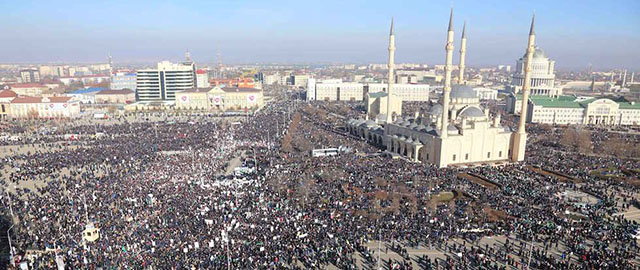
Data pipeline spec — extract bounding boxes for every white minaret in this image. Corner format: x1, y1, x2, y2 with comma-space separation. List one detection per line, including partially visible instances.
441, 8, 455, 138
386, 17, 396, 123
458, 21, 467, 85
511, 13, 535, 162
631, 71, 635, 84
623, 70, 627, 86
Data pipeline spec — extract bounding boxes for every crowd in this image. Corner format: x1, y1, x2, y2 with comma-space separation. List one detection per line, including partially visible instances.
0, 94, 638, 269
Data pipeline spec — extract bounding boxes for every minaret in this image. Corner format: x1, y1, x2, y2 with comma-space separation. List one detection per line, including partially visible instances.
386, 17, 396, 123
441, 8, 455, 138
458, 21, 467, 85
511, 13, 535, 162
623, 69, 627, 86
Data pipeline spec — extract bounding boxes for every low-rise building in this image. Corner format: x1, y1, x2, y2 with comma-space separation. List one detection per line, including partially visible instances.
59, 75, 110, 86
174, 86, 264, 111
9, 83, 48, 96
310, 81, 430, 102
95, 89, 136, 104
9, 96, 80, 119
66, 87, 104, 104
526, 95, 640, 126
110, 72, 137, 90
0, 90, 17, 120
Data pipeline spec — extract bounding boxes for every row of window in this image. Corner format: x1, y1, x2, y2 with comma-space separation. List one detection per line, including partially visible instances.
452, 151, 502, 161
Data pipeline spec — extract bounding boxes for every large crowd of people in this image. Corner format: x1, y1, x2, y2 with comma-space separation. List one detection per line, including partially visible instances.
1, 94, 639, 269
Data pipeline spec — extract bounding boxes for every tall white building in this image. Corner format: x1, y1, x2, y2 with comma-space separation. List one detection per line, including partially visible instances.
306, 78, 316, 101
136, 61, 196, 101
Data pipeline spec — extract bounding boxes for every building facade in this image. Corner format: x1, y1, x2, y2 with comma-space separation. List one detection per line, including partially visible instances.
66, 87, 104, 104
136, 61, 196, 101
95, 89, 136, 104
310, 81, 430, 102
196, 69, 210, 88
20, 69, 40, 83
110, 72, 137, 90
174, 87, 264, 111
9, 83, 48, 96
0, 90, 17, 120
9, 96, 80, 119
59, 75, 110, 86
527, 95, 640, 126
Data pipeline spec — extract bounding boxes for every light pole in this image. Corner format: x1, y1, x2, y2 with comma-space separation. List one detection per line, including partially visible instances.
7, 224, 14, 267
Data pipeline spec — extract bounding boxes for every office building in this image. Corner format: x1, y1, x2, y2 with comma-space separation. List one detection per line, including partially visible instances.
136, 60, 196, 101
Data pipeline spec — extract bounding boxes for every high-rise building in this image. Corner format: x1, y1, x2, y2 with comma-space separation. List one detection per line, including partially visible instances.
20, 69, 40, 83
136, 61, 196, 101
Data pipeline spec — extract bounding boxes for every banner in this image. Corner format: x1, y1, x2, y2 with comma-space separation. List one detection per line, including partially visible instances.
211, 96, 222, 105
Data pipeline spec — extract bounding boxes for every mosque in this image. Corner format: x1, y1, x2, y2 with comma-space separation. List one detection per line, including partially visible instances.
347, 10, 534, 167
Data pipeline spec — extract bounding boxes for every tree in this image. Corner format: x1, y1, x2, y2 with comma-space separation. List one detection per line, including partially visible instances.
560, 128, 592, 153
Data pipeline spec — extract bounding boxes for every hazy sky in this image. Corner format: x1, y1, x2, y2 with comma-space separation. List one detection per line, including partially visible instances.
0, 0, 638, 70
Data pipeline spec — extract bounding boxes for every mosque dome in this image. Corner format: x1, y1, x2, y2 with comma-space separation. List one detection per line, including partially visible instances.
451, 85, 476, 99
458, 106, 485, 118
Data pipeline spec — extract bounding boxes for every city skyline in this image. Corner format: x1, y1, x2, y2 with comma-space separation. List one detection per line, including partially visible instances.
0, 0, 638, 70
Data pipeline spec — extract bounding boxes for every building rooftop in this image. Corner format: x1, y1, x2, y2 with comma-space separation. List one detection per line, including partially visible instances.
71, 87, 105, 94
0, 90, 18, 98
11, 96, 72, 104
530, 95, 582, 108
180, 88, 213, 93
529, 95, 640, 110
10, 83, 44, 88
221, 87, 261, 93
96, 89, 134, 95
